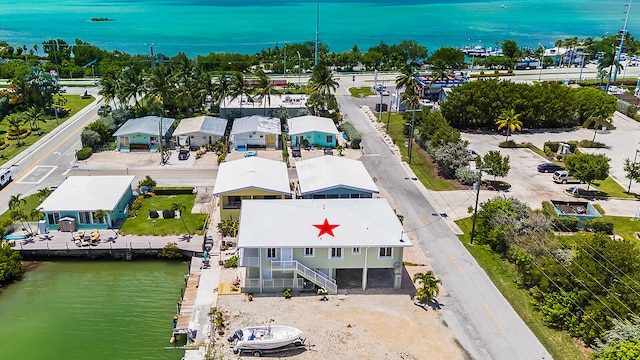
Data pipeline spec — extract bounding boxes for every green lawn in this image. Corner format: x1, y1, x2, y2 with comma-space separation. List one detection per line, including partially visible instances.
348, 86, 375, 97
456, 217, 587, 360
591, 176, 637, 199
0, 95, 95, 166
384, 112, 457, 190
604, 215, 640, 249
119, 194, 207, 236
0, 193, 43, 221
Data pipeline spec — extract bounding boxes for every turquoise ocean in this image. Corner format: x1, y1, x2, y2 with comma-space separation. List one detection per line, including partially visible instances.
0, 0, 638, 57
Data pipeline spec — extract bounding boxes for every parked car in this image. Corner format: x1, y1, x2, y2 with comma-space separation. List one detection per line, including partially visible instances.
537, 162, 565, 173
203, 235, 214, 252
97, 104, 112, 115
244, 150, 257, 158
178, 149, 190, 160
553, 170, 582, 184
467, 148, 479, 159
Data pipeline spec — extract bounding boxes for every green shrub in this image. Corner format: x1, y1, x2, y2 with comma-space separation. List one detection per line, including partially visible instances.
341, 122, 361, 149
541, 201, 557, 218
158, 242, 184, 260
552, 216, 579, 232
498, 140, 518, 148
76, 147, 93, 160
584, 218, 614, 234
455, 166, 478, 185
224, 255, 239, 268
282, 288, 292, 299
577, 140, 606, 148
130, 195, 144, 215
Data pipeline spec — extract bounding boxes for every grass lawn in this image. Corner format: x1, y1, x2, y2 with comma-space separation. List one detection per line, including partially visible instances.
384, 112, 457, 190
119, 194, 207, 236
349, 86, 375, 97
590, 176, 637, 199
604, 215, 640, 249
456, 217, 587, 360
0, 193, 44, 221
0, 95, 95, 166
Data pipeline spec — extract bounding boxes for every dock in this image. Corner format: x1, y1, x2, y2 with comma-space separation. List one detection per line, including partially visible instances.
176, 258, 203, 329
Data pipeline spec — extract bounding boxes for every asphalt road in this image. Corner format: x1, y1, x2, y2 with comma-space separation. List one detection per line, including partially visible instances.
335, 78, 551, 360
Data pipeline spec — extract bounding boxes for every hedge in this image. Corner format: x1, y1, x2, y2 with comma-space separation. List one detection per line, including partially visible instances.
153, 187, 194, 195
341, 122, 361, 149
76, 147, 93, 160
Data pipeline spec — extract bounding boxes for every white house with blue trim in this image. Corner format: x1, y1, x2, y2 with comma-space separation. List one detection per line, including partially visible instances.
288, 115, 340, 148
295, 156, 379, 199
113, 116, 174, 152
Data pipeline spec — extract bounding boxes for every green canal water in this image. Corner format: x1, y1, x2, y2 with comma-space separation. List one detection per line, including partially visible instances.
0, 261, 188, 360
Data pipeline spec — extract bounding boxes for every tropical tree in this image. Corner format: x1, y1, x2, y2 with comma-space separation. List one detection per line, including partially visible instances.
26, 106, 45, 135
309, 63, 339, 95
93, 209, 108, 226
36, 187, 53, 201
395, 63, 420, 93
8, 193, 26, 211
213, 73, 232, 117
29, 208, 44, 221
170, 202, 190, 236
413, 271, 441, 303
10, 208, 32, 234
120, 65, 145, 109
495, 109, 522, 143
501, 39, 522, 68
230, 73, 252, 116
475, 150, 511, 180
583, 107, 614, 143
624, 157, 640, 193
5, 113, 26, 146
255, 69, 276, 115
145, 64, 175, 114
565, 153, 610, 191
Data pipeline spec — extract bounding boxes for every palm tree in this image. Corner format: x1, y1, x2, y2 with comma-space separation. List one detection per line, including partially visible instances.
5, 113, 26, 146
395, 63, 420, 94
255, 69, 276, 115
99, 74, 120, 110
8, 193, 26, 211
583, 108, 614, 143
230, 73, 252, 116
146, 64, 175, 114
10, 208, 32, 234
120, 66, 145, 109
26, 106, 45, 135
36, 187, 53, 201
93, 209, 108, 226
495, 109, 523, 143
170, 202, 190, 236
213, 73, 232, 117
413, 271, 441, 303
309, 64, 339, 95
30, 208, 44, 221
402, 85, 421, 164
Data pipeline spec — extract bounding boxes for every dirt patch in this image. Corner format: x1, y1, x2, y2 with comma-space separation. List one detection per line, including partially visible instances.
216, 292, 466, 360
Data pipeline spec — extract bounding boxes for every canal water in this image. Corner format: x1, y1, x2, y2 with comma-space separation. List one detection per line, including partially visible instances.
0, 261, 188, 360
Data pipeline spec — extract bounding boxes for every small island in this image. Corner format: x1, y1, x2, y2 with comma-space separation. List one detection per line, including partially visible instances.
91, 17, 113, 22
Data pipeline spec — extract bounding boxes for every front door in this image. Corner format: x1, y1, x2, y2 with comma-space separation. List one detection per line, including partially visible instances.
281, 247, 293, 262
266, 134, 276, 146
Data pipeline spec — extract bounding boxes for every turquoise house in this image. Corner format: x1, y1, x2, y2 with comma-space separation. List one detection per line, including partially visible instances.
113, 116, 174, 152
39, 176, 135, 231
295, 156, 379, 199
288, 115, 339, 148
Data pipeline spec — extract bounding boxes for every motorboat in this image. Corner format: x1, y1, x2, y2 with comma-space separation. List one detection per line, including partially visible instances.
228, 324, 303, 351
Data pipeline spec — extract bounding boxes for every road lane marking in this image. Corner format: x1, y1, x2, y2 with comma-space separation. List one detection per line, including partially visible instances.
483, 305, 505, 336
400, 187, 406, 195
445, 251, 461, 273
420, 214, 428, 225
17, 165, 57, 184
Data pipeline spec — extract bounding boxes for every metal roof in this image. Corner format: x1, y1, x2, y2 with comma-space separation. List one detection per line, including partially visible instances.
295, 156, 379, 195
39, 176, 135, 212
172, 116, 227, 137
287, 115, 339, 136
113, 116, 174, 137
237, 199, 411, 248
230, 115, 281, 135
213, 157, 290, 196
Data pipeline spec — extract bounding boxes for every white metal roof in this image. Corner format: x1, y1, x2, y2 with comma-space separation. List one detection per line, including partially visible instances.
113, 116, 174, 137
213, 157, 290, 196
39, 176, 135, 212
172, 116, 227, 137
296, 156, 379, 195
230, 115, 281, 135
238, 199, 411, 248
287, 115, 339, 136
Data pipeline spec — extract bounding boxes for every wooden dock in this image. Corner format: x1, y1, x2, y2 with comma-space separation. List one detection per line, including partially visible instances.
176, 258, 203, 329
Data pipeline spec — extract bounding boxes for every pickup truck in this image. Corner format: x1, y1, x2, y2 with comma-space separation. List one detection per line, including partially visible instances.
553, 170, 582, 184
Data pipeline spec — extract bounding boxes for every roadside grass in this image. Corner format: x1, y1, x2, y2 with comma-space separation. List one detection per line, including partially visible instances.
604, 215, 640, 249
349, 86, 375, 97
456, 217, 587, 360
119, 194, 207, 236
0, 95, 95, 166
0, 193, 43, 222
590, 176, 637, 199
384, 112, 457, 190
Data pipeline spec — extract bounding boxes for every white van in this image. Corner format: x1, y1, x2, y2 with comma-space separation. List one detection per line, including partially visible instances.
553, 170, 581, 184
0, 168, 12, 187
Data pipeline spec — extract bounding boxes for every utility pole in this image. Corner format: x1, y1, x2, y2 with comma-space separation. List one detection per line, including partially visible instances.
613, 0, 632, 82
470, 167, 492, 244
407, 108, 422, 164
315, 0, 319, 66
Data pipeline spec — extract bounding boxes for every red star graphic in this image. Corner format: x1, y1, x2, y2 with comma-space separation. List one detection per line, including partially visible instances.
312, 218, 340, 237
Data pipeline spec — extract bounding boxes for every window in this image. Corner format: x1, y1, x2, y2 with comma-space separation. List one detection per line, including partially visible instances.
379, 247, 392, 258
350, 194, 361, 198
327, 194, 339, 199
330, 247, 343, 259
352, 247, 360, 255
304, 248, 314, 257
78, 211, 91, 224
312, 194, 326, 199
226, 196, 242, 209
326, 135, 333, 143
92, 212, 106, 224
47, 212, 60, 225
266, 248, 277, 259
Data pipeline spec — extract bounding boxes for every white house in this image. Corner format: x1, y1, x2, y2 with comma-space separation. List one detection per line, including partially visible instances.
113, 116, 174, 152
172, 116, 227, 148
295, 156, 379, 199
237, 198, 411, 294
230, 115, 282, 150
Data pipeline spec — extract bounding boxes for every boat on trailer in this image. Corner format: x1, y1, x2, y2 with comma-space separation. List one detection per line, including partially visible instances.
229, 324, 303, 352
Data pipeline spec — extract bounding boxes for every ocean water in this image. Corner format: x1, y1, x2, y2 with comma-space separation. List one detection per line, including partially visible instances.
0, 0, 638, 57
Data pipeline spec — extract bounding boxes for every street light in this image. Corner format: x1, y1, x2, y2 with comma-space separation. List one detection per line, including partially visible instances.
538, 43, 546, 82
627, 149, 640, 193
470, 167, 492, 244
297, 51, 301, 86
613, 0, 633, 82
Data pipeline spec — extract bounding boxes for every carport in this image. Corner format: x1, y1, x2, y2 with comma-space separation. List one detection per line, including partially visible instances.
336, 268, 395, 290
